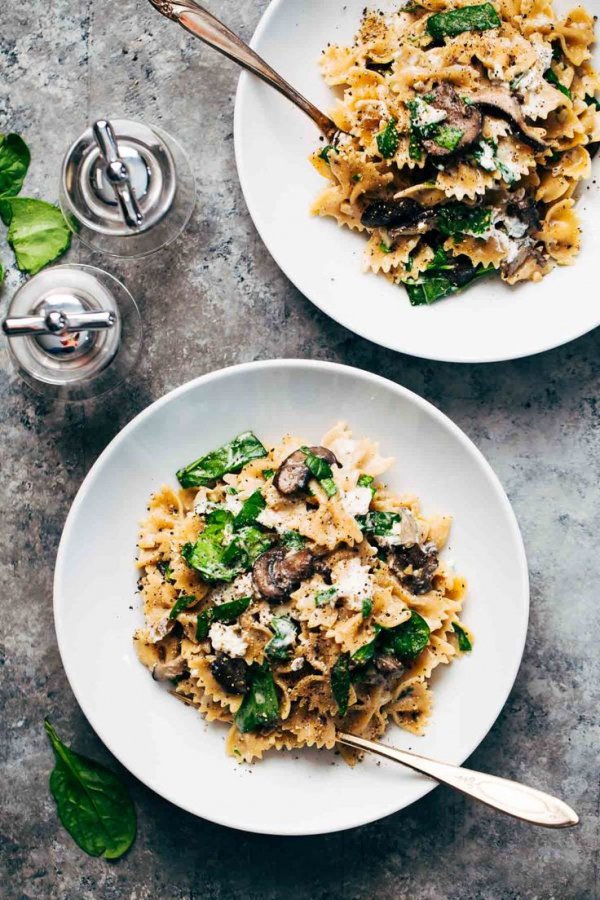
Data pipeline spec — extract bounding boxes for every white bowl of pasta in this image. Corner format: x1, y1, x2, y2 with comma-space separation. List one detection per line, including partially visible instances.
54, 360, 529, 834
234, 0, 600, 362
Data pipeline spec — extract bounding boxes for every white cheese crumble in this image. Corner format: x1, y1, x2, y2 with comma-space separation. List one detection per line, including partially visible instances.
374, 508, 421, 547
209, 623, 248, 658
290, 656, 305, 672
209, 572, 254, 606
504, 215, 529, 239
476, 141, 496, 172
332, 558, 374, 611
410, 97, 447, 129
341, 486, 373, 518
256, 506, 295, 533
222, 492, 243, 516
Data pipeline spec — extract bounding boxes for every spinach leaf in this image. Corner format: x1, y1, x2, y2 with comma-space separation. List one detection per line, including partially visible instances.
357, 473, 376, 495
331, 653, 351, 716
235, 663, 280, 733
585, 94, 600, 111
437, 202, 492, 237
169, 593, 197, 621
403, 250, 494, 306
44, 720, 136, 860
544, 68, 572, 99
453, 622, 473, 652
157, 560, 175, 584
405, 276, 456, 306
379, 241, 392, 254
177, 432, 267, 489
233, 489, 266, 529
427, 3, 500, 40
0, 133, 30, 197
409, 129, 423, 161
301, 447, 338, 497
376, 118, 399, 159
196, 595, 252, 640
281, 530, 307, 550
351, 630, 380, 665
356, 510, 401, 537
433, 125, 464, 152
361, 597, 373, 618
382, 611, 430, 660
319, 144, 339, 163
0, 198, 71, 275
183, 510, 272, 583
315, 586, 338, 607
265, 616, 298, 659
263, 468, 275, 479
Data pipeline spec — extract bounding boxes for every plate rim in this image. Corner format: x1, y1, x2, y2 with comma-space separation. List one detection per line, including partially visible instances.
53, 359, 530, 835
233, 0, 600, 364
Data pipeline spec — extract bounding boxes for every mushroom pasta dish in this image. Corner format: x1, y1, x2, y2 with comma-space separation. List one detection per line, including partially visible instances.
310, 0, 600, 305
134, 425, 471, 763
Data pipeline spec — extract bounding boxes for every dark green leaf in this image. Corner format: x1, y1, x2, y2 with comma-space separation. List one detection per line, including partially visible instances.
544, 68, 572, 99
331, 653, 351, 716
320, 476, 338, 498
405, 275, 455, 306
427, 3, 500, 40
376, 118, 399, 159
453, 622, 473, 652
357, 474, 375, 493
233, 490, 266, 529
265, 616, 298, 659
263, 468, 275, 480
169, 594, 197, 621
356, 510, 401, 537
382, 611, 430, 660
157, 560, 175, 584
183, 510, 272, 583
301, 447, 338, 496
379, 241, 392, 254
319, 144, 339, 163
585, 94, 600, 111
1, 198, 71, 275
177, 432, 267, 489
433, 125, 464, 151
44, 720, 136, 860
409, 129, 423, 161
437, 202, 492, 237
0, 133, 30, 197
361, 597, 373, 618
315, 586, 338, 607
196, 595, 252, 640
235, 663, 280, 733
281, 531, 307, 550
351, 631, 380, 665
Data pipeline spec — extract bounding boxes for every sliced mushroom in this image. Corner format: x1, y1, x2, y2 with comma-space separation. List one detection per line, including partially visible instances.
152, 656, 187, 682
421, 83, 483, 157
464, 86, 548, 149
252, 546, 315, 602
273, 446, 340, 495
210, 653, 250, 695
388, 541, 439, 595
500, 240, 548, 281
361, 654, 405, 686
506, 194, 541, 233
361, 198, 438, 237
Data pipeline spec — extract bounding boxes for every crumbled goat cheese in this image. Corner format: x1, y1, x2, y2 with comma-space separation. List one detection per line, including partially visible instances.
328, 437, 358, 468
411, 97, 447, 129
223, 492, 243, 516
375, 508, 421, 547
209, 572, 254, 606
332, 558, 374, 610
256, 506, 295, 533
534, 40, 553, 72
341, 486, 373, 517
290, 656, 305, 672
209, 623, 248, 658
194, 493, 217, 516
504, 215, 530, 239
491, 229, 522, 263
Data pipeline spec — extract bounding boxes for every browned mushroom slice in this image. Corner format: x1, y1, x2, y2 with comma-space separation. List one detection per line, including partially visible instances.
252, 546, 315, 602
273, 446, 340, 495
388, 541, 439, 595
421, 83, 483, 157
464, 86, 548, 149
210, 654, 250, 694
152, 656, 187, 682
361, 198, 438, 237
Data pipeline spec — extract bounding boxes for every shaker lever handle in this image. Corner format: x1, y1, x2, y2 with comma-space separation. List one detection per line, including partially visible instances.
93, 120, 144, 229
2, 309, 116, 337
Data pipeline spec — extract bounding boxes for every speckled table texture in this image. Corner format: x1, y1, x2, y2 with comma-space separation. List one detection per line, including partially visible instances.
0, 1, 598, 898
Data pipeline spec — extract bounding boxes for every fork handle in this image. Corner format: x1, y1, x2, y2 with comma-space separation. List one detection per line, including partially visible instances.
337, 732, 579, 828
148, 0, 337, 141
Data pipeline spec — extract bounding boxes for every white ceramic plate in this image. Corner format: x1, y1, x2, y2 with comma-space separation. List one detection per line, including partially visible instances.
234, 0, 600, 363
54, 360, 529, 835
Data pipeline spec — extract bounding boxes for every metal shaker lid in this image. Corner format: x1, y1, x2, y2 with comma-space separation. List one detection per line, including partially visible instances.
61, 118, 177, 236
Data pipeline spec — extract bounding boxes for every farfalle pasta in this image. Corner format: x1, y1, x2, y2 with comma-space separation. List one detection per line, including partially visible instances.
134, 425, 470, 764
310, 1, 598, 304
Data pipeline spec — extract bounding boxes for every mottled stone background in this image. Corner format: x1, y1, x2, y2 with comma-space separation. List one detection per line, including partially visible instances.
0, 1, 598, 898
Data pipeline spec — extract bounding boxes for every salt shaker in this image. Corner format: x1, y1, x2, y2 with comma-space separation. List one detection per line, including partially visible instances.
60, 118, 195, 257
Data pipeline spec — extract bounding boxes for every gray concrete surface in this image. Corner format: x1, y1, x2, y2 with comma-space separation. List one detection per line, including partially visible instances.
0, 1, 598, 897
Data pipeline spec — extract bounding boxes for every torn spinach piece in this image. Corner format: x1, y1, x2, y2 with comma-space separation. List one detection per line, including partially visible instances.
0, 133, 30, 197
544, 68, 572, 99
265, 616, 298, 660
402, 248, 494, 306
196, 595, 252, 640
233, 489, 266, 529
319, 144, 339, 163
356, 511, 401, 537
177, 432, 267, 489
182, 509, 272, 583
281, 530, 307, 550
427, 3, 500, 41
169, 594, 197, 621
331, 653, 351, 716
453, 622, 473, 652
315, 587, 338, 607
361, 597, 373, 618
381, 611, 430, 660
376, 117, 399, 159
301, 446, 338, 497
235, 662, 280, 733
437, 202, 492, 237
433, 125, 464, 152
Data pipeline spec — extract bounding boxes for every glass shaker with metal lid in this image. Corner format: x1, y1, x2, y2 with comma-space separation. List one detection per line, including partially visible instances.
1, 264, 142, 400
59, 118, 195, 257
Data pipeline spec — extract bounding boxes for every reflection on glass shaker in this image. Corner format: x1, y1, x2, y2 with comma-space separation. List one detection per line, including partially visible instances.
59, 118, 196, 257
